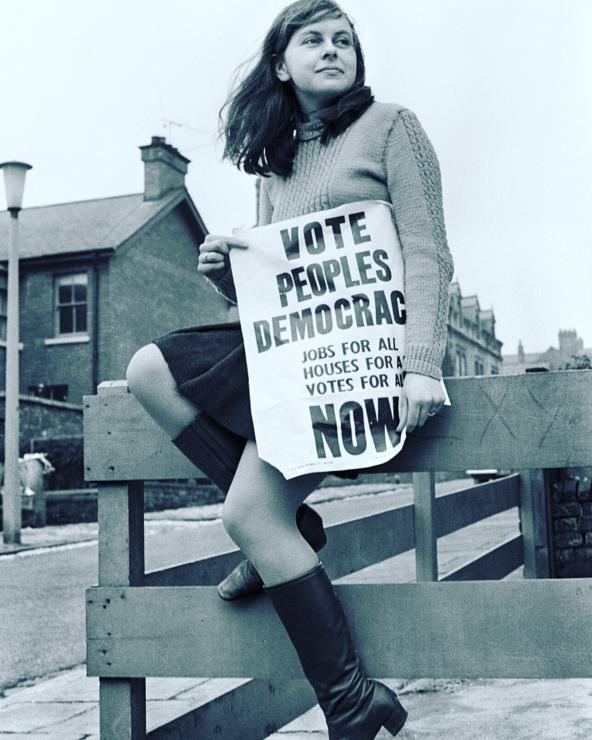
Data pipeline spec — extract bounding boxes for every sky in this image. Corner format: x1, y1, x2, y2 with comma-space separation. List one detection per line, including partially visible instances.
1, 0, 591, 357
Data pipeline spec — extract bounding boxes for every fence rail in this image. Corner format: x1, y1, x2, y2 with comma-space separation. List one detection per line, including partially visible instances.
87, 580, 592, 679
83, 370, 592, 738
84, 371, 592, 479
142, 474, 519, 588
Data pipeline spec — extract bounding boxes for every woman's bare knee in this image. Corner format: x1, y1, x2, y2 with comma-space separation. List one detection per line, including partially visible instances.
222, 481, 321, 583
221, 506, 238, 541
126, 343, 199, 436
222, 494, 257, 541
127, 344, 168, 397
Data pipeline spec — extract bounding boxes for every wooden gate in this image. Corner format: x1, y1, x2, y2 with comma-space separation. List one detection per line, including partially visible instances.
84, 370, 592, 738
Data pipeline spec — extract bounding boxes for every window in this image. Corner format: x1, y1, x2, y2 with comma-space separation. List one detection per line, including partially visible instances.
0, 286, 6, 341
491, 365, 499, 375
55, 273, 87, 335
474, 359, 484, 376
28, 383, 69, 402
455, 349, 467, 376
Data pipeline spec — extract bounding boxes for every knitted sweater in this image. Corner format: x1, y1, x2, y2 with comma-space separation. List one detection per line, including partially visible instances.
210, 102, 454, 380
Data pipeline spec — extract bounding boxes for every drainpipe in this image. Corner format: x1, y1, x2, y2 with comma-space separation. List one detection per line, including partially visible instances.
91, 251, 100, 392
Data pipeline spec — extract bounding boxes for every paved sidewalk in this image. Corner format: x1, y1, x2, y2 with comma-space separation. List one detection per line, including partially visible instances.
2, 482, 592, 738
0, 667, 250, 739
270, 677, 592, 739
2, 668, 592, 739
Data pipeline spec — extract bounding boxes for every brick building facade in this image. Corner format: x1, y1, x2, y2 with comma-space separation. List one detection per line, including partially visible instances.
443, 281, 503, 377
0, 137, 229, 407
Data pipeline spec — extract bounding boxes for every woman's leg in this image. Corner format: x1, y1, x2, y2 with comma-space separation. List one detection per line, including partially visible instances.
126, 343, 200, 437
222, 440, 324, 586
126, 342, 243, 492
126, 346, 406, 734
126, 343, 327, 595
224, 442, 408, 736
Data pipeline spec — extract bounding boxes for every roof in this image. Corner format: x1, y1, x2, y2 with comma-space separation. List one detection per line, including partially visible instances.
504, 351, 544, 365
0, 190, 187, 260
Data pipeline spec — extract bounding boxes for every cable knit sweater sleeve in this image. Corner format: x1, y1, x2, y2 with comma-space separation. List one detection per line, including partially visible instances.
205, 177, 274, 304
385, 109, 454, 380
205, 262, 238, 305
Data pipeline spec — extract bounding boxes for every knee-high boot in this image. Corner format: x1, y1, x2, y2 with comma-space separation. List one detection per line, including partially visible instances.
172, 414, 327, 599
264, 562, 407, 740
217, 503, 327, 599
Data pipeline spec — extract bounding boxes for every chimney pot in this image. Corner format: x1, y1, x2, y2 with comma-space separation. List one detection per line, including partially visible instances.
139, 136, 190, 201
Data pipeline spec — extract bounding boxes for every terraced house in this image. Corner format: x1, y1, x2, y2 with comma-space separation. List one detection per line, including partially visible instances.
0, 137, 226, 408
444, 281, 503, 377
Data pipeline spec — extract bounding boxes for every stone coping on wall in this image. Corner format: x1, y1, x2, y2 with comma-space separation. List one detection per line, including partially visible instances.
0, 391, 83, 412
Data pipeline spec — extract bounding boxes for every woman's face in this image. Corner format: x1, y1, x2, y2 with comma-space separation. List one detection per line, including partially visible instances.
275, 15, 357, 115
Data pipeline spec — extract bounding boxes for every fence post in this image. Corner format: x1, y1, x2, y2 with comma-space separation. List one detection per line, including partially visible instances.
414, 472, 438, 581
92, 380, 146, 739
519, 469, 553, 579
97, 480, 145, 739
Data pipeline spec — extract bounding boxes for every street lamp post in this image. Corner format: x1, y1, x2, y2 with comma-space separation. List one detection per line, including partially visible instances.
1, 161, 32, 545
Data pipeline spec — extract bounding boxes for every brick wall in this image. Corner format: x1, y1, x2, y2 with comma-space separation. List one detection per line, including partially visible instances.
19, 258, 95, 403
2, 199, 232, 407
104, 202, 229, 383
552, 468, 592, 577
2, 481, 222, 527
0, 393, 82, 458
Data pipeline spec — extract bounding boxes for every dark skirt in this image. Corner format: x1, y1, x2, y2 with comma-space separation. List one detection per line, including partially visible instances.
153, 320, 357, 488
154, 320, 254, 439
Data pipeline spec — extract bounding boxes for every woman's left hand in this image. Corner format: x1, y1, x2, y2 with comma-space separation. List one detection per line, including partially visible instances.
396, 372, 446, 433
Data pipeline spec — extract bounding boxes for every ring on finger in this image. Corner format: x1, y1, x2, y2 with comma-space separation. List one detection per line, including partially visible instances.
427, 408, 438, 417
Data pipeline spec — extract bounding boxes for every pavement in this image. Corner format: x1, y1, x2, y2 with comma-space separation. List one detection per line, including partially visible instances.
1, 480, 592, 738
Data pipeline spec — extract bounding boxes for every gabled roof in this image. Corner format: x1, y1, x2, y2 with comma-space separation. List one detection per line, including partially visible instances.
0, 189, 197, 260
461, 294, 480, 308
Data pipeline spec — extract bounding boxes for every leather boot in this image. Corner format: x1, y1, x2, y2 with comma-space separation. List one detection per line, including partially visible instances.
217, 503, 327, 600
172, 412, 246, 495
265, 562, 407, 739
171, 416, 328, 601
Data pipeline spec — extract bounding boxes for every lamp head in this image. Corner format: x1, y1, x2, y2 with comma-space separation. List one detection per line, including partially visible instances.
0, 161, 32, 213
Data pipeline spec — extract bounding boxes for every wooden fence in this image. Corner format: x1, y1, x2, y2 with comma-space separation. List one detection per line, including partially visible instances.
84, 369, 592, 738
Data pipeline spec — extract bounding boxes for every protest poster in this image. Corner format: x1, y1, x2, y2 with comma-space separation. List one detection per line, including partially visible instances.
231, 200, 408, 479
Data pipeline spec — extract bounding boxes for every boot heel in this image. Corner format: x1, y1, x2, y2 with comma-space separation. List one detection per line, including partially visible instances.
382, 699, 408, 736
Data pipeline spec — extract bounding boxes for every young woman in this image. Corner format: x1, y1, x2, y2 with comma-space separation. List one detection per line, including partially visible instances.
127, 1, 453, 736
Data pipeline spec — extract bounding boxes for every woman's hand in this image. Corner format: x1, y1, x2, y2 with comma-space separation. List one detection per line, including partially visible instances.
396, 372, 446, 434
197, 234, 249, 279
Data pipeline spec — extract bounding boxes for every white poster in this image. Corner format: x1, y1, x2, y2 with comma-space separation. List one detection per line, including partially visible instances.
231, 200, 408, 479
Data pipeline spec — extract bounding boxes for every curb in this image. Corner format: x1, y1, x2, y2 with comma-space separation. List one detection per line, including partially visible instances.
0, 482, 406, 557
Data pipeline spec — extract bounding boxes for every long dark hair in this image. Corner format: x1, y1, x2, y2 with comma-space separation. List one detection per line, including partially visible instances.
220, 0, 374, 177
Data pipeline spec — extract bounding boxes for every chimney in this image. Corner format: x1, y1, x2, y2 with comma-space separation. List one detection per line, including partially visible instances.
139, 136, 190, 201
518, 340, 525, 363
558, 329, 578, 358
